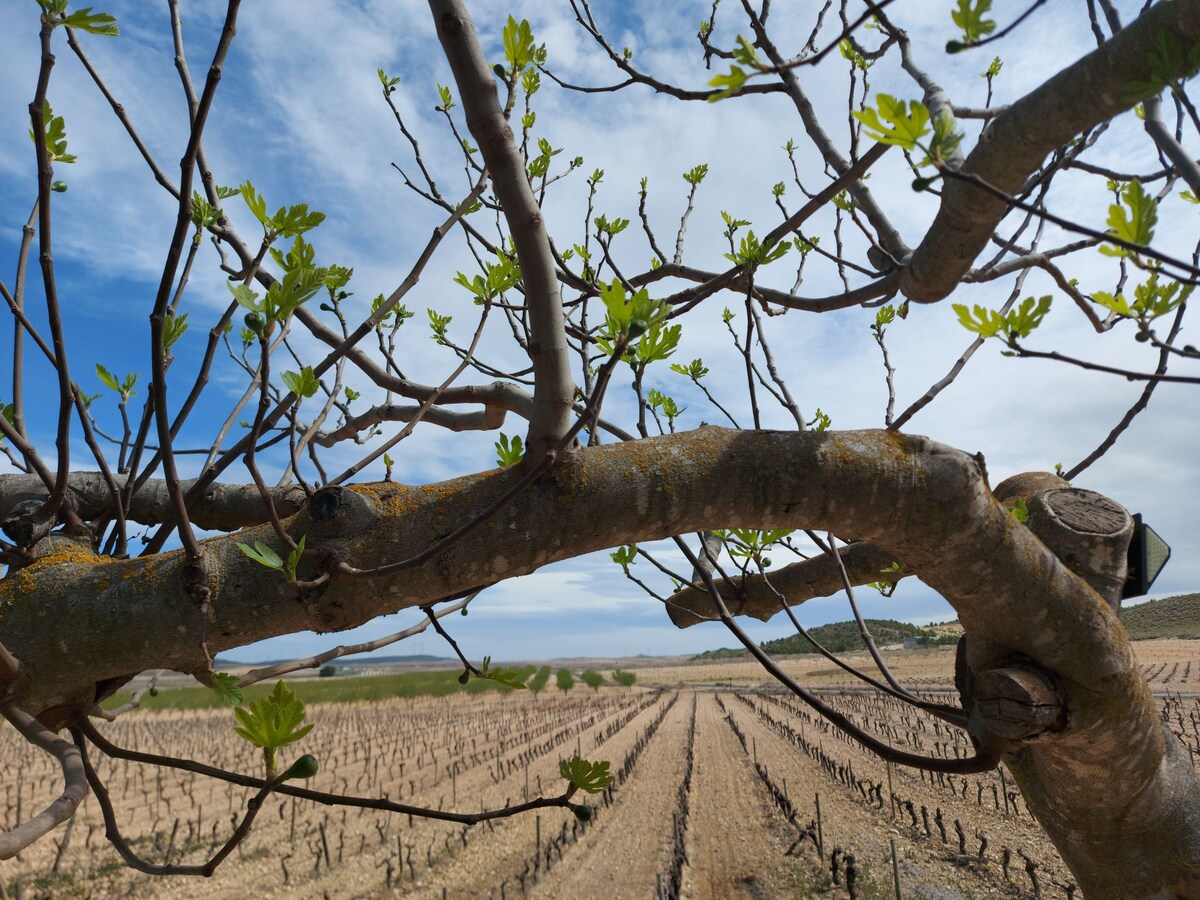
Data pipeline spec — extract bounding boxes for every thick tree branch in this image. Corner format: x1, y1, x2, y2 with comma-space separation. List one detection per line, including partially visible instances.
665, 540, 905, 627
2, 426, 1196, 890
430, 0, 575, 454
902, 0, 1200, 302
0, 472, 306, 532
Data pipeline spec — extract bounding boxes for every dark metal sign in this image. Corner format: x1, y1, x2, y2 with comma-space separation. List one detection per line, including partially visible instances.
1123, 513, 1171, 599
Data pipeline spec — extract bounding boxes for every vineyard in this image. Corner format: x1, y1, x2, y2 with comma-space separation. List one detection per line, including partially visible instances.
2, 639, 1199, 899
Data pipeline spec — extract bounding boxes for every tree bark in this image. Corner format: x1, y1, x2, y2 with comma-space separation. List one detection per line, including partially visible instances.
0, 473, 308, 535
902, 0, 1200, 302
1, 426, 1197, 890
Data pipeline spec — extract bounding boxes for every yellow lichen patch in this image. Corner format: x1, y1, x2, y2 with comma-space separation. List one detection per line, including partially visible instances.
31, 544, 107, 569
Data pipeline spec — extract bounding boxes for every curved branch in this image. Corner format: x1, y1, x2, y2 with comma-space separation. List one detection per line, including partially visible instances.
901, 0, 1200, 302
316, 402, 508, 446
4, 425, 1195, 887
1143, 94, 1200, 198
666, 540, 906, 627
76, 717, 579, 827
0, 472, 307, 531
0, 427, 1138, 718
675, 535, 994, 774
0, 703, 88, 860
236, 593, 475, 686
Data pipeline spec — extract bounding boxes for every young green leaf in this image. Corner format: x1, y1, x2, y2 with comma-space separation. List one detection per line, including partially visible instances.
670, 358, 709, 381
707, 65, 748, 102
952, 295, 1052, 342
378, 68, 401, 96
922, 111, 964, 167
502, 16, 537, 72
284, 534, 307, 585
593, 213, 630, 237
0, 403, 14, 444
478, 656, 529, 690
1099, 180, 1157, 258
495, 433, 525, 468
229, 282, 263, 313
724, 230, 790, 267
240, 181, 270, 229
1008, 497, 1030, 524
1124, 29, 1200, 98
1091, 273, 1192, 324
95, 364, 138, 398
428, 308, 453, 342
682, 164, 709, 186
162, 313, 189, 352
851, 95, 930, 150
95, 364, 119, 393
29, 101, 77, 164
281, 366, 320, 400
706, 34, 764, 99
610, 544, 637, 573
211, 672, 244, 707
627, 322, 682, 366
236, 539, 285, 572
950, 0, 995, 48
190, 191, 218, 236
232, 680, 315, 774
559, 756, 614, 795
60, 7, 120, 36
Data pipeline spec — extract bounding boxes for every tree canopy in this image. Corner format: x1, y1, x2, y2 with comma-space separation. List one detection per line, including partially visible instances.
1, 0, 1199, 894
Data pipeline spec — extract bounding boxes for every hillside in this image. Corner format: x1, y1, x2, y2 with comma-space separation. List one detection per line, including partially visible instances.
1121, 592, 1200, 640
693, 618, 956, 660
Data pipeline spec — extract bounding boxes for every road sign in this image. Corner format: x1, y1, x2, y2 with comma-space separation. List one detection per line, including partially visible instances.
1123, 513, 1171, 599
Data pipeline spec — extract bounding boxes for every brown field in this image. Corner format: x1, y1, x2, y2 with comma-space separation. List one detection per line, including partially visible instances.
2, 638, 1197, 899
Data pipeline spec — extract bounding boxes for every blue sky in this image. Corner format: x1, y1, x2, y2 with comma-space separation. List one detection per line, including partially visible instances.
0, 1, 1196, 663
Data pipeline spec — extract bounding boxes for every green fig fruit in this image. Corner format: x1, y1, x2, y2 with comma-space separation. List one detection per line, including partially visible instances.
282, 754, 319, 781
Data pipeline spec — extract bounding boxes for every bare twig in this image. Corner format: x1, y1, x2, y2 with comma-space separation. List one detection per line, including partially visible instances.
0, 704, 88, 859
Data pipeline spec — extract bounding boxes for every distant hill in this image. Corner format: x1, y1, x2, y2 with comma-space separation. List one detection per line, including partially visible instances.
215, 653, 452, 668
692, 594, 1200, 660
1121, 592, 1200, 640
693, 618, 956, 660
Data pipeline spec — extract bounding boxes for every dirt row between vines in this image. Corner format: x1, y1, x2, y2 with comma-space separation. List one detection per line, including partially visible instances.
5, 683, 1146, 898
720, 691, 1075, 898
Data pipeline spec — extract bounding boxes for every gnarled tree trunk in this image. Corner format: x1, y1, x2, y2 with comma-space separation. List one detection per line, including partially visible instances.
2, 427, 1197, 892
